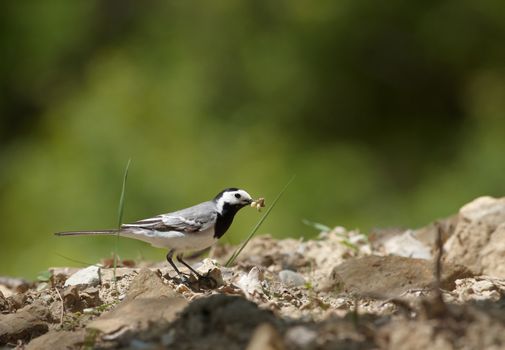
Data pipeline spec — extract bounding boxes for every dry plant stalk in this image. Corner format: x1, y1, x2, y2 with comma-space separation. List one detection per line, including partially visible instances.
422, 221, 449, 319
54, 287, 64, 325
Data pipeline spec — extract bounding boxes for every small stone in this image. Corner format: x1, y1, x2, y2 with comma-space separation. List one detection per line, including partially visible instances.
80, 287, 102, 308
40, 295, 53, 304
64, 265, 101, 288
382, 230, 431, 259
0, 277, 30, 294
63, 286, 83, 312
100, 267, 137, 282
83, 308, 96, 315
472, 280, 495, 293
0, 285, 13, 298
130, 339, 153, 349
246, 323, 284, 350
7, 293, 27, 310
176, 284, 191, 294
278, 270, 305, 287
0, 292, 8, 312
52, 273, 68, 287
472, 290, 500, 301
285, 326, 317, 347
161, 330, 175, 346
36, 282, 49, 292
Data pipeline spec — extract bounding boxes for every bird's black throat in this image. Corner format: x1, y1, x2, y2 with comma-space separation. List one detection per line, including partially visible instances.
214, 202, 244, 239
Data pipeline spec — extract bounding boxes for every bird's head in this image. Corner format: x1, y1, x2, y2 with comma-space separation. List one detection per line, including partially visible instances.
214, 188, 253, 213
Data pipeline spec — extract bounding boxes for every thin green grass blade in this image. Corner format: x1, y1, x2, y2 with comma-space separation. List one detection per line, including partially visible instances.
54, 252, 97, 267
117, 159, 131, 229
225, 175, 295, 267
114, 159, 131, 290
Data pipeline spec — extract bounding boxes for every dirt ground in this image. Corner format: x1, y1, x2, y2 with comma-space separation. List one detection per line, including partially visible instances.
2, 196, 505, 349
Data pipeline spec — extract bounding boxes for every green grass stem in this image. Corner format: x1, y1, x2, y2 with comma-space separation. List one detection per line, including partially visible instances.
225, 175, 295, 267
113, 159, 131, 290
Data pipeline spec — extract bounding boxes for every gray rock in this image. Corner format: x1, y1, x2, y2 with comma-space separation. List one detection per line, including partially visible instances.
87, 297, 188, 335
324, 255, 472, 297
445, 196, 505, 277
64, 265, 101, 288
279, 270, 305, 287
170, 295, 279, 350
26, 330, 85, 350
0, 303, 50, 344
100, 267, 137, 282
459, 196, 505, 227
383, 230, 431, 259
126, 268, 177, 300
246, 323, 284, 350
285, 326, 317, 347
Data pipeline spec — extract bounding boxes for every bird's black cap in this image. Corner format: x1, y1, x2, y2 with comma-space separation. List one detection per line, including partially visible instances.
214, 188, 240, 201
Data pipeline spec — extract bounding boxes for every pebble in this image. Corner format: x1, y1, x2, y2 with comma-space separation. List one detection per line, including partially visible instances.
83, 308, 96, 315
36, 282, 49, 292
176, 284, 191, 293
129, 339, 153, 349
161, 330, 175, 346
383, 230, 431, 259
64, 265, 101, 288
285, 326, 317, 347
246, 323, 283, 350
472, 280, 495, 293
279, 270, 305, 287
40, 294, 53, 304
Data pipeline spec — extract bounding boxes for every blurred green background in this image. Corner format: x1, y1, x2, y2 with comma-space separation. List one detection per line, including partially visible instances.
1, 1, 504, 278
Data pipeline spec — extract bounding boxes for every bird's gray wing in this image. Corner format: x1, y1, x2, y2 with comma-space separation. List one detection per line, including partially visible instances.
121, 201, 217, 233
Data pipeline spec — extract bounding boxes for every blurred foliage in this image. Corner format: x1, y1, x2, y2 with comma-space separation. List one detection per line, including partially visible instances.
1, 0, 504, 278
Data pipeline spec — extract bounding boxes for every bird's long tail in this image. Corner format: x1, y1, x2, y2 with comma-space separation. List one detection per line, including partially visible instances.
54, 230, 119, 236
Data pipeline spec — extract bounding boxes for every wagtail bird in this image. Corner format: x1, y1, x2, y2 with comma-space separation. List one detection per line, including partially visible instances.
55, 188, 253, 279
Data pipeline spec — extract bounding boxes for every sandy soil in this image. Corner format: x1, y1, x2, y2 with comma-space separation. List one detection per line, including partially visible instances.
2, 196, 505, 349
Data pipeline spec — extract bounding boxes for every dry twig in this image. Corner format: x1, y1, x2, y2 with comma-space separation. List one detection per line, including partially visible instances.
54, 287, 64, 325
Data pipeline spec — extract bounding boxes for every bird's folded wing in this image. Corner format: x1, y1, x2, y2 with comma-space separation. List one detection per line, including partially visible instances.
122, 214, 214, 233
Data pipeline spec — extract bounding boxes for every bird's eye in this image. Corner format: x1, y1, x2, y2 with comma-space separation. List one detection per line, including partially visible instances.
235, 193, 241, 199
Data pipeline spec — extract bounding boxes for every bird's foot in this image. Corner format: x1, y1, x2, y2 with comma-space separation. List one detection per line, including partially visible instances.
165, 272, 194, 285
166, 270, 217, 290
197, 270, 218, 289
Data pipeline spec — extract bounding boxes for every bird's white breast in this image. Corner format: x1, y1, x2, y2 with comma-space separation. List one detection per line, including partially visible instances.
120, 227, 218, 252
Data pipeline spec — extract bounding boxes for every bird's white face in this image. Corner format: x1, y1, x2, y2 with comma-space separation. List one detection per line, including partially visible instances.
215, 188, 253, 213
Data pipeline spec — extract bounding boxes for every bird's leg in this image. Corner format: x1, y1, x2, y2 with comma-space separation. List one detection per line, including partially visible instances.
166, 249, 189, 281
176, 254, 203, 278
176, 254, 218, 289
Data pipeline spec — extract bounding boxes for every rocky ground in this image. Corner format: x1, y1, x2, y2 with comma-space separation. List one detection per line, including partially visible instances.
2, 196, 505, 349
